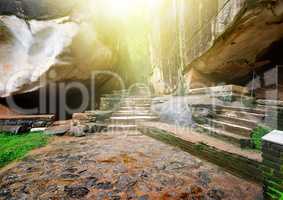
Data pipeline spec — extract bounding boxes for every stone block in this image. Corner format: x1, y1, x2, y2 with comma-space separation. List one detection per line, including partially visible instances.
262, 130, 283, 200
72, 113, 90, 121
188, 85, 249, 96
69, 125, 88, 137
263, 130, 283, 146
45, 125, 70, 136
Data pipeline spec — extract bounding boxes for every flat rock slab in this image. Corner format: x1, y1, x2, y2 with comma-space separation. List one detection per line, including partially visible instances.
262, 130, 283, 145
0, 131, 262, 199
45, 125, 70, 136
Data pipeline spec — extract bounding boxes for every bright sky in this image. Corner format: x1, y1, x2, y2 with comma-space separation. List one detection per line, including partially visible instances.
90, 0, 161, 18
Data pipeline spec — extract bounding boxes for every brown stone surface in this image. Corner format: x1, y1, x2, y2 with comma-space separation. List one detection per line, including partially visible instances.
185, 1, 283, 82
139, 122, 261, 162
0, 114, 55, 120
72, 113, 90, 121
0, 104, 18, 116
0, 131, 261, 199
184, 68, 215, 89
45, 124, 70, 136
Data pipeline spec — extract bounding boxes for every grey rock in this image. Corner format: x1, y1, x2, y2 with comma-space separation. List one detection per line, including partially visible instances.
198, 171, 211, 187
64, 185, 89, 198
60, 173, 80, 179
85, 177, 98, 188
45, 125, 70, 136
69, 125, 87, 137
207, 188, 225, 200
94, 182, 113, 190
0, 188, 12, 199
116, 175, 137, 191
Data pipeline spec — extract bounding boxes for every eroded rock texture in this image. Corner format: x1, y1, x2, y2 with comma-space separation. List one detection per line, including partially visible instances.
187, 0, 283, 82
0, 15, 114, 97
147, 0, 283, 95
0, 0, 79, 20
0, 131, 262, 199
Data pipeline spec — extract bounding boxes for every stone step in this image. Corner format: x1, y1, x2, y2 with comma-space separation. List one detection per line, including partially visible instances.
215, 94, 255, 105
112, 114, 156, 118
188, 85, 249, 95
195, 124, 251, 148
119, 103, 151, 107
209, 119, 253, 137
112, 111, 154, 117
256, 104, 283, 112
119, 107, 151, 111
110, 116, 159, 125
256, 99, 283, 107
138, 122, 262, 183
122, 97, 152, 101
108, 124, 137, 131
121, 98, 151, 102
215, 105, 266, 114
110, 116, 159, 121
120, 105, 151, 109
215, 114, 258, 129
216, 109, 265, 121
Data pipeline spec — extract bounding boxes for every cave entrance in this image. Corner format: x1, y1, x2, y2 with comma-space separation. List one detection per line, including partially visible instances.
0, 81, 98, 120
243, 38, 283, 100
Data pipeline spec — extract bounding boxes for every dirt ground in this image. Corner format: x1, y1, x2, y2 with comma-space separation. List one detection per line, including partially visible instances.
0, 131, 262, 200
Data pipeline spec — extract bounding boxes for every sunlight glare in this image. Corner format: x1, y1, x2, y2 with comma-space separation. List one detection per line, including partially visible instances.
107, 0, 141, 17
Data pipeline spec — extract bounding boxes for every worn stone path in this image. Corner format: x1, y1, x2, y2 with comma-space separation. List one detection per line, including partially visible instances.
0, 131, 262, 200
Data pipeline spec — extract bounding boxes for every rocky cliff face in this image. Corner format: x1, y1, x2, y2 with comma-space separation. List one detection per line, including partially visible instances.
0, 0, 121, 97
0, 15, 115, 97
147, 0, 283, 96
186, 0, 283, 82
0, 0, 79, 20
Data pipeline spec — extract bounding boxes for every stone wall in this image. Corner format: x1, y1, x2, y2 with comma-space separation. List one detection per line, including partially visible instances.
262, 131, 283, 199
148, 0, 246, 93
148, 0, 283, 93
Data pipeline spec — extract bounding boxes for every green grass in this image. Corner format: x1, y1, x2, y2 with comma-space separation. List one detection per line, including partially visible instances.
251, 126, 271, 150
0, 132, 49, 168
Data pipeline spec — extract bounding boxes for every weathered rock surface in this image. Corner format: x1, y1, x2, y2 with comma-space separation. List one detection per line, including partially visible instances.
0, 0, 81, 20
185, 0, 283, 82
0, 13, 114, 97
152, 97, 193, 127
0, 131, 262, 199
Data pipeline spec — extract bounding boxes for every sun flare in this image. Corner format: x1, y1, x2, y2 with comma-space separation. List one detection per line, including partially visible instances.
105, 0, 141, 17
90, 0, 161, 18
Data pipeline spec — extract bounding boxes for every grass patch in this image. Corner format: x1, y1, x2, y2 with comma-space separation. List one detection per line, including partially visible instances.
251, 126, 271, 150
0, 132, 49, 168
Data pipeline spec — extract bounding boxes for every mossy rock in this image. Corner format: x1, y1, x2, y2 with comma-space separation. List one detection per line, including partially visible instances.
251, 125, 271, 150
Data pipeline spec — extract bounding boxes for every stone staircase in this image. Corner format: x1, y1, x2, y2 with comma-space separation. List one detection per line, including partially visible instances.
190, 85, 268, 148
138, 85, 267, 182
194, 105, 266, 148
194, 99, 283, 148
138, 85, 282, 182
107, 89, 159, 131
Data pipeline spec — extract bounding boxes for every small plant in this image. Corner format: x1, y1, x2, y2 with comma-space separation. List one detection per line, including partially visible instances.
251, 126, 271, 150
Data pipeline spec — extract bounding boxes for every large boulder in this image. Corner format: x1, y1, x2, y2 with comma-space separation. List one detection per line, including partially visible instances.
0, 0, 80, 20
0, 15, 114, 97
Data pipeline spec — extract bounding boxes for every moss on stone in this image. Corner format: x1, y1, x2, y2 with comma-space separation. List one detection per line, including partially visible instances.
251, 125, 271, 150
